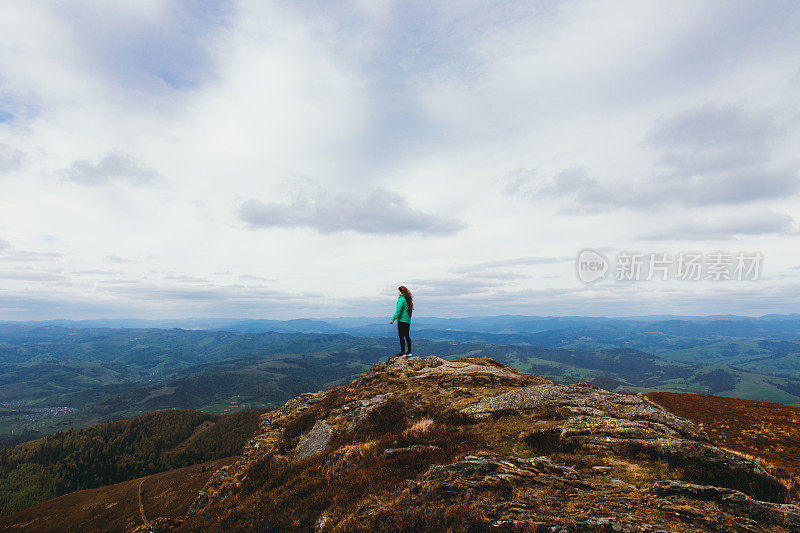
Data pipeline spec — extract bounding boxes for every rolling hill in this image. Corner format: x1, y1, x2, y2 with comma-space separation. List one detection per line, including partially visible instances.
3, 322, 800, 450
0, 409, 263, 517
0, 457, 236, 533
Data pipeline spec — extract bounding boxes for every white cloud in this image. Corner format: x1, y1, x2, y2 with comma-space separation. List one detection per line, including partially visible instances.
1, 1, 800, 319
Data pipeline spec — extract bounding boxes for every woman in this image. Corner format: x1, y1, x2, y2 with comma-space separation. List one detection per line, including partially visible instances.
389, 285, 413, 356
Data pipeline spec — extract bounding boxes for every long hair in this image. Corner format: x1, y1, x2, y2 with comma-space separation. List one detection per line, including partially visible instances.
398, 286, 413, 313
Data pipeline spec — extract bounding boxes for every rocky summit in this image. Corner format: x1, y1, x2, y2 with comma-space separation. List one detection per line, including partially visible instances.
144, 355, 800, 532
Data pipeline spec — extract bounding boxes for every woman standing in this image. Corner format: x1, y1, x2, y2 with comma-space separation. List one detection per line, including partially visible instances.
389, 285, 413, 356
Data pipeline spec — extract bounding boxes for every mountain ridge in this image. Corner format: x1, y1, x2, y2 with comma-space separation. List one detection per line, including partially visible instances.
142, 354, 800, 532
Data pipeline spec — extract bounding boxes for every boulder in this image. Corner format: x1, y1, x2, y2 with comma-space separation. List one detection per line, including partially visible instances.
294, 420, 334, 460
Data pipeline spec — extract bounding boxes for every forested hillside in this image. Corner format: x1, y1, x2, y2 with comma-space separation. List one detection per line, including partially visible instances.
0, 408, 264, 516
3, 323, 800, 449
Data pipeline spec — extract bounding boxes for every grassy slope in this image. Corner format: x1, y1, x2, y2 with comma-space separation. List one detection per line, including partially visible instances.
0, 409, 264, 517
648, 391, 800, 477
0, 457, 236, 533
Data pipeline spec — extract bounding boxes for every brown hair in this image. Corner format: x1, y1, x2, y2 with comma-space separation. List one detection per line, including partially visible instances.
398, 286, 413, 312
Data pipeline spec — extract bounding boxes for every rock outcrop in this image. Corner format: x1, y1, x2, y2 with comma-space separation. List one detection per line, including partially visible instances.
160, 355, 798, 532
294, 419, 334, 460
461, 382, 706, 441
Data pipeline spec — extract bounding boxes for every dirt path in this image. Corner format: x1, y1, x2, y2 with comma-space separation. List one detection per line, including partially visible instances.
0, 456, 237, 533
137, 477, 150, 527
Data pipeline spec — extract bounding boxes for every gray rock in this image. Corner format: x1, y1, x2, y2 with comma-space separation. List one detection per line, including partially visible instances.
560, 415, 681, 441
461, 384, 706, 441
334, 393, 393, 432
649, 480, 800, 529
421, 454, 584, 485
294, 420, 334, 460
632, 439, 769, 474
368, 354, 537, 384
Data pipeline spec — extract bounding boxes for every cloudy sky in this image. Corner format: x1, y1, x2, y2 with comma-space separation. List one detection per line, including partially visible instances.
1, 0, 799, 320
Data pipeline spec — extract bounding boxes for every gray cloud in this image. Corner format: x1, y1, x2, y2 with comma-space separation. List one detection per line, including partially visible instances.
4, 280, 799, 320
106, 254, 137, 264
0, 238, 9, 251
452, 255, 570, 274
239, 188, 464, 235
403, 277, 506, 297
650, 105, 778, 170
105, 283, 322, 303
98, 279, 142, 285
239, 274, 277, 281
54, 3, 227, 94
503, 167, 593, 200
646, 105, 799, 205
464, 271, 528, 280
0, 293, 137, 319
0, 284, 327, 320
61, 152, 160, 186
406, 258, 570, 298
505, 106, 799, 210
164, 274, 210, 283
0, 249, 62, 262
0, 144, 24, 173
457, 283, 800, 316
638, 209, 796, 241
0, 271, 67, 281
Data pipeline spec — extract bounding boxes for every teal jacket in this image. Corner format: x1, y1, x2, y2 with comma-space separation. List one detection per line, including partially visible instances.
392, 296, 412, 323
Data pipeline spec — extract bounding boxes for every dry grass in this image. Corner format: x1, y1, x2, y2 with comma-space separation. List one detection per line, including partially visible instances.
402, 418, 434, 438
0, 457, 235, 533
180, 362, 800, 531
648, 392, 800, 477
649, 391, 800, 504
181, 397, 487, 532
335, 503, 504, 532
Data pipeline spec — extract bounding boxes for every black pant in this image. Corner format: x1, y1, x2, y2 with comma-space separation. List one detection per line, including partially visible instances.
397, 321, 411, 354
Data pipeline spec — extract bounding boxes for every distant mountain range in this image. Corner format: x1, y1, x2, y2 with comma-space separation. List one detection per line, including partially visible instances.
2, 314, 800, 449
7, 314, 800, 344
8, 313, 800, 334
